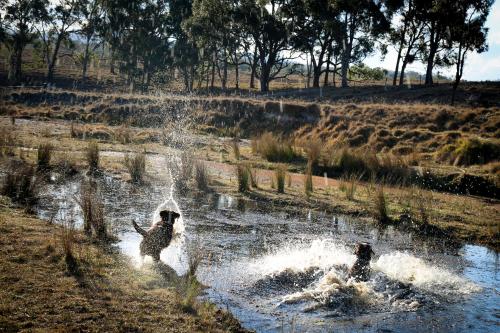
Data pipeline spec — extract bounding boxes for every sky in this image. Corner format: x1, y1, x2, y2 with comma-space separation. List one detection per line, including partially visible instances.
365, 1, 500, 81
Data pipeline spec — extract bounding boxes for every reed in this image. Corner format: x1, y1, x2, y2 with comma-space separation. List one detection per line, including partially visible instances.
275, 164, 286, 194
194, 161, 210, 191
124, 152, 146, 184
37, 143, 53, 171
236, 164, 250, 192
86, 141, 100, 172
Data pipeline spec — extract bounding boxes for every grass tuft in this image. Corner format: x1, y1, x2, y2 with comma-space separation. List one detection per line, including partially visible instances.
124, 152, 146, 184
252, 132, 299, 163
374, 186, 389, 224
37, 143, 53, 171
304, 163, 313, 195
194, 161, 210, 191
1, 166, 39, 211
236, 164, 250, 193
275, 164, 287, 194
86, 141, 100, 172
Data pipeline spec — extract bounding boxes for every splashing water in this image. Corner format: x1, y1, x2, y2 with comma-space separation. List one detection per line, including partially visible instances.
372, 252, 482, 296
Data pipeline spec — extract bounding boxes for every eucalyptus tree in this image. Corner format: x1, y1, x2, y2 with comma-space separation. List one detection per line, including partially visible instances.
3, 0, 49, 83
78, 0, 105, 81
284, 0, 343, 88
236, 0, 298, 92
447, 0, 492, 104
183, 0, 237, 90
38, 0, 82, 82
331, 0, 391, 88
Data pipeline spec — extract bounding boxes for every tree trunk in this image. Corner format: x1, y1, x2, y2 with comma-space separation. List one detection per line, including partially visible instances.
235, 57, 239, 90
47, 35, 64, 82
249, 45, 258, 89
110, 46, 115, 74
312, 57, 321, 88
324, 49, 332, 87
399, 58, 408, 86
9, 44, 24, 84
210, 58, 215, 89
425, 24, 437, 86
82, 35, 91, 82
222, 47, 228, 90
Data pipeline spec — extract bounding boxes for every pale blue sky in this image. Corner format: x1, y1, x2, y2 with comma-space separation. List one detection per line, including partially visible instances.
366, 1, 500, 81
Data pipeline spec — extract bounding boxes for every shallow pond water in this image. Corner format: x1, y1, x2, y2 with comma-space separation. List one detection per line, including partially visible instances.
36, 169, 499, 333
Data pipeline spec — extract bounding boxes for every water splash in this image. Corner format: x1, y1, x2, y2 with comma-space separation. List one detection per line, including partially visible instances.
372, 252, 481, 295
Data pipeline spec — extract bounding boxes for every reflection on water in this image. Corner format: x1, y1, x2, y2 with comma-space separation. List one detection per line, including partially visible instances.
36, 173, 499, 333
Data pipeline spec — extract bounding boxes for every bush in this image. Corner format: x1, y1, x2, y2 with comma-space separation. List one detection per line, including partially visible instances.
86, 142, 100, 172
1, 166, 39, 211
252, 132, 299, 163
37, 143, 53, 171
236, 164, 250, 192
446, 138, 500, 166
124, 152, 146, 184
194, 161, 210, 191
275, 164, 286, 194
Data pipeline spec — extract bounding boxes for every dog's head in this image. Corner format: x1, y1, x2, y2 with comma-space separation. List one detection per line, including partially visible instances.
354, 242, 374, 261
159, 210, 180, 225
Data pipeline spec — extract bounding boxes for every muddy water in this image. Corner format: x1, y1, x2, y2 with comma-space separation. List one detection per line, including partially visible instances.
36, 169, 499, 333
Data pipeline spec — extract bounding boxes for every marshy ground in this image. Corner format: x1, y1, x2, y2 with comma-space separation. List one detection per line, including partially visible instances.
0, 82, 499, 332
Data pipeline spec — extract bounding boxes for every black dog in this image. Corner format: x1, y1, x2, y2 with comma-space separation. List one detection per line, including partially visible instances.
348, 243, 374, 282
132, 210, 180, 261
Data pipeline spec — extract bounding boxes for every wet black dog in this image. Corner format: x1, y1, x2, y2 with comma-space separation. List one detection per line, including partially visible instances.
348, 243, 374, 282
132, 210, 180, 261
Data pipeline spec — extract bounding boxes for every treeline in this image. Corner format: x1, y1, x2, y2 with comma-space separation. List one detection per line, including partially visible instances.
0, 0, 493, 99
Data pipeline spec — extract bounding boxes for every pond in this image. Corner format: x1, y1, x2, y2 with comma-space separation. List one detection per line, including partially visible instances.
36, 164, 499, 333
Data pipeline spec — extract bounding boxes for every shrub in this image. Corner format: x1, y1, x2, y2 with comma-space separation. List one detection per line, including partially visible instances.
86, 141, 100, 172
448, 138, 499, 166
115, 124, 132, 144
194, 161, 210, 191
1, 166, 39, 211
374, 186, 389, 224
37, 143, 53, 171
252, 132, 298, 163
275, 164, 287, 194
236, 164, 250, 192
76, 182, 108, 240
124, 152, 146, 184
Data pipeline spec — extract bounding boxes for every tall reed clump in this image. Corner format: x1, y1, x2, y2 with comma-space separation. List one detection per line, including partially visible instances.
86, 141, 100, 172
252, 132, 298, 163
194, 161, 210, 191
304, 138, 323, 168
172, 152, 194, 193
61, 221, 81, 277
232, 138, 240, 160
236, 164, 250, 192
344, 173, 360, 201
304, 163, 313, 195
37, 143, 53, 171
124, 152, 146, 184
275, 164, 287, 194
0, 132, 15, 157
374, 186, 389, 224
1, 166, 39, 212
76, 181, 109, 240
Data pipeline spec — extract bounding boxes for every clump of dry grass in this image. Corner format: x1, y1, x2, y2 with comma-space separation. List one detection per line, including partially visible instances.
439, 137, 500, 166
232, 138, 240, 160
37, 143, 53, 171
340, 173, 361, 201
124, 152, 146, 184
374, 186, 389, 224
252, 132, 298, 163
1, 166, 39, 211
0, 131, 15, 157
61, 221, 81, 277
302, 138, 322, 167
249, 167, 259, 188
76, 181, 108, 240
236, 164, 250, 192
115, 124, 133, 144
304, 163, 313, 195
194, 161, 210, 191
275, 164, 287, 194
86, 141, 100, 172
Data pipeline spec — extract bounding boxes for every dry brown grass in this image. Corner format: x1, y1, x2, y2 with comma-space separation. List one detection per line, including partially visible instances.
124, 152, 146, 184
